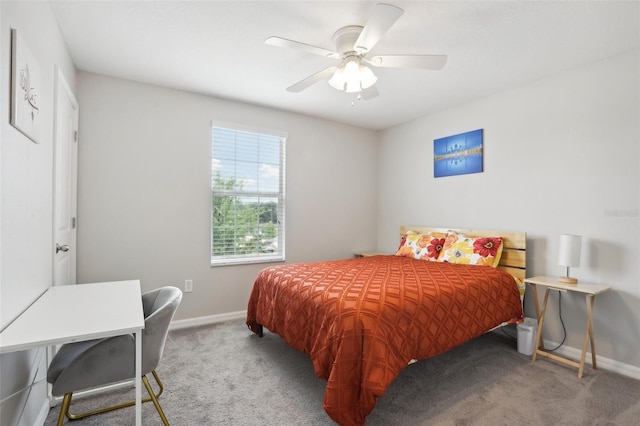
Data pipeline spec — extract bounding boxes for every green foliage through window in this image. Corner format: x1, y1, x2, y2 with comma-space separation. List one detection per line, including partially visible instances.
211, 126, 285, 264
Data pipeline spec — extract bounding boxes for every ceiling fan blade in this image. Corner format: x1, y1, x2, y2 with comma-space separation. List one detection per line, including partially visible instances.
354, 3, 404, 54
265, 36, 340, 59
368, 55, 447, 69
286, 66, 339, 93
360, 85, 379, 100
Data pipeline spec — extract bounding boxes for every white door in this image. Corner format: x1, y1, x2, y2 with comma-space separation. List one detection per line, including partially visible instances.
53, 67, 79, 287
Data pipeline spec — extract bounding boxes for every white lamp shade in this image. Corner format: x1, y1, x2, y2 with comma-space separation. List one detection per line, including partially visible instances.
558, 234, 582, 267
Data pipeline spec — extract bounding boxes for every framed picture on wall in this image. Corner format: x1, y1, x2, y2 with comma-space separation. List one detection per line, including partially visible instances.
433, 129, 484, 178
10, 28, 42, 144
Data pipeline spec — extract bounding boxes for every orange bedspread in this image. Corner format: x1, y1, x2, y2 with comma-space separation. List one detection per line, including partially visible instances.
246, 255, 523, 426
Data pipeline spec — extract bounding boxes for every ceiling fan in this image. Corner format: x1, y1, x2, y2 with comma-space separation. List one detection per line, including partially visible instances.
265, 3, 447, 99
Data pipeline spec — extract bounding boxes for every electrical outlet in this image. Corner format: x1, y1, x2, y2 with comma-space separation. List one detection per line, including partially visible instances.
184, 280, 193, 293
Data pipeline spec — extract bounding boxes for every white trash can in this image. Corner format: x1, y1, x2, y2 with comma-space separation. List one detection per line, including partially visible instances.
517, 317, 538, 356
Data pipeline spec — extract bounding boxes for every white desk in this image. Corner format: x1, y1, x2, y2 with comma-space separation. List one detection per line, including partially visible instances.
0, 280, 145, 425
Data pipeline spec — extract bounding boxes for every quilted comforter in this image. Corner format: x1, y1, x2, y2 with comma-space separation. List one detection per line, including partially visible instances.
246, 255, 523, 426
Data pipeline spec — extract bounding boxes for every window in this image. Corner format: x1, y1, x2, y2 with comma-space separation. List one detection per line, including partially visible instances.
211, 124, 286, 265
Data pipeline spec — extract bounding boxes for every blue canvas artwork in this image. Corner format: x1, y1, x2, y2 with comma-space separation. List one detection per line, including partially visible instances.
433, 129, 484, 178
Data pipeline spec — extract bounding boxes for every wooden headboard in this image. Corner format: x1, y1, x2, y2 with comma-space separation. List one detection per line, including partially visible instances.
399, 226, 527, 281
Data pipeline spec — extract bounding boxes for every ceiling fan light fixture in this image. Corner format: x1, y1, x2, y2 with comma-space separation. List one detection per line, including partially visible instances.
328, 57, 377, 93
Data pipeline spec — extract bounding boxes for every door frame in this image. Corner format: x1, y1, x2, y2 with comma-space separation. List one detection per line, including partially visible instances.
52, 66, 79, 288
49, 66, 79, 406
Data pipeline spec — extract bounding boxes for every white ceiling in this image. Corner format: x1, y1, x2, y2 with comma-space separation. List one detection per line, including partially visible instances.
50, 0, 639, 130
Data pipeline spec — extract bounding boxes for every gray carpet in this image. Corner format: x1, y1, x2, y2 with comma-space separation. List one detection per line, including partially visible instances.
43, 319, 640, 425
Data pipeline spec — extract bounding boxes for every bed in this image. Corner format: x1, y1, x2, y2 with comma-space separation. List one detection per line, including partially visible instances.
246, 227, 526, 426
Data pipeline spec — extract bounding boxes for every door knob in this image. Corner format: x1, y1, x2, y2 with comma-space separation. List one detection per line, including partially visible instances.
56, 243, 70, 253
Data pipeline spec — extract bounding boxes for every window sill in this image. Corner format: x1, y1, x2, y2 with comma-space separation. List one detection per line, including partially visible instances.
210, 255, 285, 267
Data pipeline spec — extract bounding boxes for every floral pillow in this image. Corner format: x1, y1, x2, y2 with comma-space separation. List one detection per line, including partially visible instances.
395, 231, 447, 261
437, 232, 503, 267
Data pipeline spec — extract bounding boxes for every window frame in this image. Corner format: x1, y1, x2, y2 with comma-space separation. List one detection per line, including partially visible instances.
210, 121, 286, 266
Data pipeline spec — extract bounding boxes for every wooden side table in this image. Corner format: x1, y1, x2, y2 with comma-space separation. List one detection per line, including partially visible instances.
524, 276, 610, 378
354, 251, 387, 257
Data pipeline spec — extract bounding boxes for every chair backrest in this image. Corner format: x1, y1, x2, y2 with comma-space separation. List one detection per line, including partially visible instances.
141, 286, 182, 374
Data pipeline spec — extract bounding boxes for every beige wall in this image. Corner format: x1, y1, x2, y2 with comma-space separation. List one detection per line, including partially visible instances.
377, 49, 640, 375
75, 72, 379, 321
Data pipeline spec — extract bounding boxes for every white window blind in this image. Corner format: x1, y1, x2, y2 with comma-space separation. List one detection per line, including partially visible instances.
211, 125, 285, 265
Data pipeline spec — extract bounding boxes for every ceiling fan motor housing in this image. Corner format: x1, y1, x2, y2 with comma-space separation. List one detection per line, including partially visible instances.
332, 25, 365, 55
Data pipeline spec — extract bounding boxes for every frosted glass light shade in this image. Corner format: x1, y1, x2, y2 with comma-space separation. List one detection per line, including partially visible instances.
328, 67, 346, 91
345, 79, 361, 93
358, 64, 378, 89
328, 58, 377, 93
558, 234, 582, 267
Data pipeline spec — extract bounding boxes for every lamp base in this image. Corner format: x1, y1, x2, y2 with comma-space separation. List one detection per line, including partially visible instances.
559, 276, 578, 284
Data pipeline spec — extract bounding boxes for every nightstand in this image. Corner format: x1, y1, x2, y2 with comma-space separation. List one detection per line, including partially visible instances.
354, 251, 387, 258
524, 276, 610, 378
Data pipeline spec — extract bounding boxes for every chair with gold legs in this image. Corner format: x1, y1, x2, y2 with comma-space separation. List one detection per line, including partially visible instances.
47, 286, 182, 425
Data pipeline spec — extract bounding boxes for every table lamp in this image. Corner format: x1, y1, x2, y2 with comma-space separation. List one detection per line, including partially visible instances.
558, 234, 581, 284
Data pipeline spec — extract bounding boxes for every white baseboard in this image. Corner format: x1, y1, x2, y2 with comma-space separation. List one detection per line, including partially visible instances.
47, 379, 139, 409
35, 399, 50, 426
169, 310, 247, 330
542, 339, 640, 380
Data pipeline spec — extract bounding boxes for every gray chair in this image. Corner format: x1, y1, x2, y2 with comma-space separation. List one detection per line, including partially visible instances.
47, 286, 182, 425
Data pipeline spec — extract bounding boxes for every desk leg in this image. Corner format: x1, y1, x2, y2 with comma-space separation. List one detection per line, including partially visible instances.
135, 330, 142, 426
578, 294, 597, 378
532, 287, 550, 361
